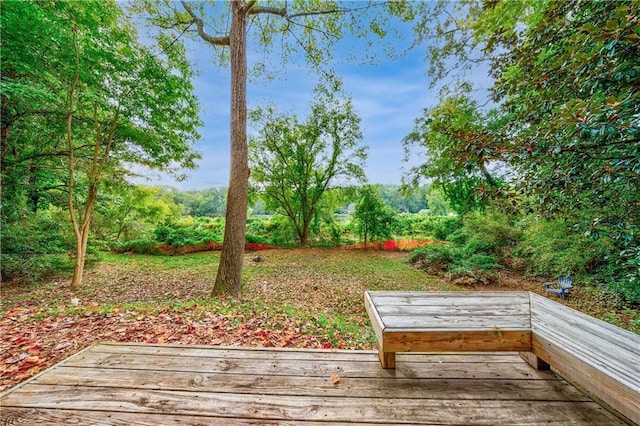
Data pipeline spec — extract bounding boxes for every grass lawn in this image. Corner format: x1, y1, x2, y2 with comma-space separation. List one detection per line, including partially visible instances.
1, 248, 638, 392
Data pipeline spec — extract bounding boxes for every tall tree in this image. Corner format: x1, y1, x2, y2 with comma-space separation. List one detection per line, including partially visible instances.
353, 185, 397, 244
249, 83, 366, 246
135, 0, 410, 297
411, 0, 640, 297
2, 1, 201, 290
403, 92, 507, 215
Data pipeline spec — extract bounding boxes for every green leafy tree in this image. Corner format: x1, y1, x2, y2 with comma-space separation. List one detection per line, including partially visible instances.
403, 92, 507, 215
249, 84, 366, 246
93, 185, 180, 243
133, 0, 412, 297
495, 2, 639, 226
425, 187, 451, 216
495, 1, 640, 300
2, 1, 200, 290
411, 0, 640, 300
353, 185, 397, 244
379, 185, 428, 213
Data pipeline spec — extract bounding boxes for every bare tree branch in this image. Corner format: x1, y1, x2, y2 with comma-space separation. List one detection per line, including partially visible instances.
248, 3, 371, 21
180, 0, 230, 46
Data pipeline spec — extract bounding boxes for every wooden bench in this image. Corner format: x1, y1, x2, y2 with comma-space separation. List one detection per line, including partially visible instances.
529, 293, 640, 425
364, 291, 532, 369
364, 290, 640, 424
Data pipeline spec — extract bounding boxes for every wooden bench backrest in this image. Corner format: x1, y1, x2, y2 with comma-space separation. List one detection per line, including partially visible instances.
529, 293, 640, 424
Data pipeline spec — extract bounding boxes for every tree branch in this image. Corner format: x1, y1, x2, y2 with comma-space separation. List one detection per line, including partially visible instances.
180, 0, 230, 46
248, 3, 369, 20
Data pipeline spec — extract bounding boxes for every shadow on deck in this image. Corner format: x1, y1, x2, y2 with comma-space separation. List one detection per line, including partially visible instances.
0, 342, 629, 425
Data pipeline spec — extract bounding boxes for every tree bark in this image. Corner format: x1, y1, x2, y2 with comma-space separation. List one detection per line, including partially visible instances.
212, 1, 249, 298
70, 186, 96, 291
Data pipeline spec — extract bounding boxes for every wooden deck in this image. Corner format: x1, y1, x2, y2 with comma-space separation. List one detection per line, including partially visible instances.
0, 342, 629, 425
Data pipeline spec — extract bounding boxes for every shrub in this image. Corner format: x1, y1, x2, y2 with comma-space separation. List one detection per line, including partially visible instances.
263, 215, 297, 246
1, 211, 77, 283
1, 253, 73, 283
514, 218, 612, 277
398, 215, 463, 240
457, 211, 520, 254
431, 216, 463, 240
245, 233, 271, 245
600, 246, 640, 305
410, 243, 499, 285
409, 211, 514, 285
112, 239, 161, 255
153, 224, 220, 247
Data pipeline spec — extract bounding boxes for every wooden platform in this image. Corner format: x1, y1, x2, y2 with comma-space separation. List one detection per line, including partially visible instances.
365, 291, 533, 368
0, 342, 629, 425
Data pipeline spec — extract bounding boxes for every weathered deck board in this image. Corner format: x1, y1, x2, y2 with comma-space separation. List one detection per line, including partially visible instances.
530, 293, 640, 424
365, 291, 533, 368
0, 343, 630, 425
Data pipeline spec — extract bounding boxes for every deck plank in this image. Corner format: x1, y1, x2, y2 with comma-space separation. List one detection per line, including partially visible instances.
1, 384, 623, 425
0, 343, 630, 425
61, 351, 552, 380
31, 366, 587, 400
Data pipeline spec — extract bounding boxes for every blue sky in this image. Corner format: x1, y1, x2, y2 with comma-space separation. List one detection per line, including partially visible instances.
136, 5, 487, 190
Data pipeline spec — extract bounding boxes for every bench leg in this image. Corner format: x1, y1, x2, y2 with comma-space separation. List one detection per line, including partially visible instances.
379, 350, 396, 369
519, 352, 550, 370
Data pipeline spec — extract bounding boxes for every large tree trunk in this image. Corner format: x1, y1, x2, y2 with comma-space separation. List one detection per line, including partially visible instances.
212, 1, 249, 298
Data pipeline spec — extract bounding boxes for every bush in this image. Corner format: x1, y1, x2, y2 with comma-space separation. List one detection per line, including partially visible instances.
153, 224, 220, 247
456, 211, 520, 253
409, 212, 514, 285
596, 246, 640, 306
410, 243, 499, 279
1, 211, 77, 283
245, 233, 271, 245
1, 253, 73, 283
514, 218, 612, 277
112, 239, 161, 255
432, 216, 463, 240
403, 215, 463, 240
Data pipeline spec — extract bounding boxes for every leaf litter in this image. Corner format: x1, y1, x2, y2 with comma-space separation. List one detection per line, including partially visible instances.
2, 248, 637, 392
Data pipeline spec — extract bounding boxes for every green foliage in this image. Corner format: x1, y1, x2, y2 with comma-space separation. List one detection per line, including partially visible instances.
408, 0, 639, 300
378, 185, 428, 213
410, 211, 517, 284
153, 224, 221, 247
249, 81, 366, 246
352, 185, 398, 244
1, 253, 73, 284
112, 239, 161, 255
454, 211, 520, 256
245, 234, 271, 245
428, 216, 464, 241
92, 185, 183, 244
0, 208, 100, 282
410, 243, 499, 283
403, 92, 508, 215
424, 187, 452, 216
170, 187, 227, 217
395, 215, 462, 240
514, 217, 639, 304
1, 0, 201, 288
515, 218, 612, 277
246, 215, 295, 247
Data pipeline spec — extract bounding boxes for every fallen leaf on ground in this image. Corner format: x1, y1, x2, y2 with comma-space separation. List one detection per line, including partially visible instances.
5, 353, 28, 364
54, 342, 72, 351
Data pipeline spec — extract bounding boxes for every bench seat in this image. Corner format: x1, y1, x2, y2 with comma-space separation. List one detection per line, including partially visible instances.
529, 293, 640, 425
364, 291, 532, 368
364, 290, 640, 424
